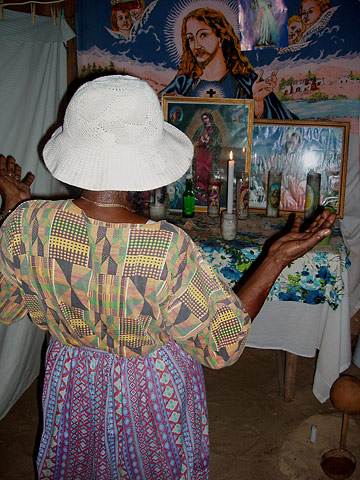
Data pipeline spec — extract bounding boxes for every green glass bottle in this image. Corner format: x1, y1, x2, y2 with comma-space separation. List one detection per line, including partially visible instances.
183, 174, 195, 218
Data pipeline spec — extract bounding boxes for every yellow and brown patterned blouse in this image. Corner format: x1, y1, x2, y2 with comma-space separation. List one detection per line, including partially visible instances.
0, 200, 251, 369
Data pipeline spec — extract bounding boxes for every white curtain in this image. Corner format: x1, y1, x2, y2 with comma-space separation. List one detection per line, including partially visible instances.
0, 9, 74, 420
340, 133, 360, 318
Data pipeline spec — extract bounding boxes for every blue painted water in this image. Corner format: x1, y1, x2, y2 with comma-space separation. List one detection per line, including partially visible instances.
284, 99, 360, 120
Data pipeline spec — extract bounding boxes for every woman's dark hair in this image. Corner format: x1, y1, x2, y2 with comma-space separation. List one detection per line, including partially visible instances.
65, 184, 83, 199
127, 191, 146, 214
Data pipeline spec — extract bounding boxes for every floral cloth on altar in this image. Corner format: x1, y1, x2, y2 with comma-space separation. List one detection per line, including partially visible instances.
271, 248, 350, 310
171, 214, 350, 311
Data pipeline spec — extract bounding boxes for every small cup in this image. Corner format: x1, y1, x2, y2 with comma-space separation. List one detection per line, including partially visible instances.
221, 212, 237, 241
149, 203, 166, 221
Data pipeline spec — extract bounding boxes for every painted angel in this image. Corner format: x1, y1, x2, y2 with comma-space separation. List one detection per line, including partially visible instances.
105, 0, 158, 42
279, 1, 339, 54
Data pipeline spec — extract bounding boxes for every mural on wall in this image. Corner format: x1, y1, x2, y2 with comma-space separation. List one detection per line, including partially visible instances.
238, 0, 289, 50
159, 5, 298, 120
244, 0, 360, 127
76, 0, 360, 128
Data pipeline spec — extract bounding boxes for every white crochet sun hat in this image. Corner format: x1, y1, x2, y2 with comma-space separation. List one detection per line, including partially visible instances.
43, 75, 194, 191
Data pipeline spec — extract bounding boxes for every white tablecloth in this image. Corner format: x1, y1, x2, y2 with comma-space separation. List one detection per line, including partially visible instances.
246, 270, 351, 402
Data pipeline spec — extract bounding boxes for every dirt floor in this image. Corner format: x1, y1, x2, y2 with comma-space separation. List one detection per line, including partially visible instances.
0, 346, 360, 480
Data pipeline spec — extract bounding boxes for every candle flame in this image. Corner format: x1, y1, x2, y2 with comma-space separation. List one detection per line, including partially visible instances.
229, 150, 233, 160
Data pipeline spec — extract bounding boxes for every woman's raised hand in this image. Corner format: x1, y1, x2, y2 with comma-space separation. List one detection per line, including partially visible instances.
0, 155, 35, 211
268, 209, 336, 267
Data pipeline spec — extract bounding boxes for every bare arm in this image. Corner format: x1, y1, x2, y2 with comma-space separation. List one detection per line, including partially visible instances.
234, 210, 336, 319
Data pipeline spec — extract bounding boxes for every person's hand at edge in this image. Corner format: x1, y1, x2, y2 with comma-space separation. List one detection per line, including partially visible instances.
0, 154, 35, 212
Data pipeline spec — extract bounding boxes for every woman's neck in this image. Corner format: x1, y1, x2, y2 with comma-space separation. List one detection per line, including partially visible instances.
73, 190, 148, 224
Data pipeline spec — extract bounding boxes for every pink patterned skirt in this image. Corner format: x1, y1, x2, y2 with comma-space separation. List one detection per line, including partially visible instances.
37, 338, 209, 479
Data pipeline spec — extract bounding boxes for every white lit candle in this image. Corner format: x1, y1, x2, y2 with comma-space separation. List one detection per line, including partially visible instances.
154, 188, 161, 207
227, 151, 235, 214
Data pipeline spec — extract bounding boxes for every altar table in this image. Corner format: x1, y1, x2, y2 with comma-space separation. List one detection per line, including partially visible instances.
167, 212, 352, 403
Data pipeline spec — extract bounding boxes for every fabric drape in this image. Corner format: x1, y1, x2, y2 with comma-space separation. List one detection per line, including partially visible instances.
0, 9, 74, 420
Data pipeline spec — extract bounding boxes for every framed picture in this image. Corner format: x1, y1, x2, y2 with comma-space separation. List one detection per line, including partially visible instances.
249, 119, 350, 218
162, 96, 254, 212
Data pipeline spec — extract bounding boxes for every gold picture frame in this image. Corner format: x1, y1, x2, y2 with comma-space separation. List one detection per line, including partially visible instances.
162, 96, 254, 212
249, 119, 350, 218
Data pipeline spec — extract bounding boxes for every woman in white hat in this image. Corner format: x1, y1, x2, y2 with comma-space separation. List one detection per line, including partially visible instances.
0, 75, 335, 480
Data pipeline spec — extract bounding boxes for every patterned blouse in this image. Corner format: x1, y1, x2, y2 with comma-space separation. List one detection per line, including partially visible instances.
0, 200, 251, 369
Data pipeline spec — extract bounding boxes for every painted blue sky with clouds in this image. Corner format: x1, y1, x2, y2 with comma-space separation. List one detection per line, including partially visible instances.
76, 0, 360, 70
